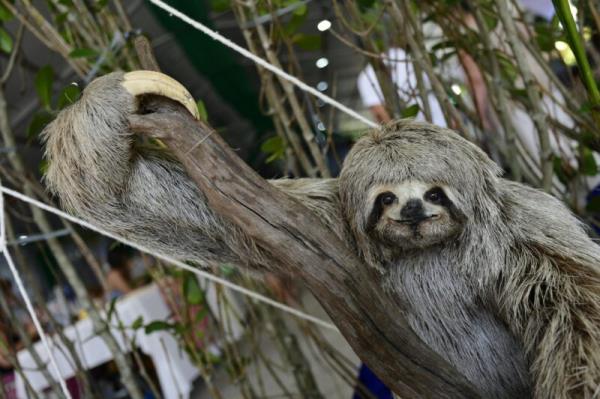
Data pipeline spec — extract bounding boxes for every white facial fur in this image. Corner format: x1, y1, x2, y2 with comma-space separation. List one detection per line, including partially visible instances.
367, 181, 465, 250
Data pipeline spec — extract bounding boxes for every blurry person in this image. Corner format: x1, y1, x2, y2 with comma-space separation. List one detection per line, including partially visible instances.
105, 245, 135, 299
357, 46, 453, 126
0, 279, 36, 370
0, 321, 15, 399
357, 22, 489, 130
520, 0, 555, 21
0, 321, 13, 370
0, 279, 35, 337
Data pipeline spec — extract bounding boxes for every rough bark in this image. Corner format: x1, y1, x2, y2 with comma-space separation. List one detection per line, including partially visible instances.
127, 104, 480, 398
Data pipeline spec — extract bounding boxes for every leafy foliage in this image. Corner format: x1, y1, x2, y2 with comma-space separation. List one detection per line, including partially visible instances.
183, 272, 205, 305
261, 136, 286, 163
293, 34, 322, 51
34, 66, 55, 110
401, 104, 420, 118
196, 99, 208, 121
57, 84, 82, 110
69, 48, 99, 59
0, 3, 13, 22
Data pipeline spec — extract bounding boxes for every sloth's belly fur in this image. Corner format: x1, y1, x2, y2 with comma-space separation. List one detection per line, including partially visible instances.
385, 257, 531, 398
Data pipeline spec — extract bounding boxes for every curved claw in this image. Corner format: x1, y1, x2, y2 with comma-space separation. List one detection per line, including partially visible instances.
121, 70, 200, 120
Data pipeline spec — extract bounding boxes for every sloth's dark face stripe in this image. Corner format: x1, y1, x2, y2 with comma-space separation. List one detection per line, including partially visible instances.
366, 196, 384, 232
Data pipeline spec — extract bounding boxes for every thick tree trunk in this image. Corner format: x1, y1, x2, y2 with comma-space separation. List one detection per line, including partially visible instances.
128, 104, 480, 398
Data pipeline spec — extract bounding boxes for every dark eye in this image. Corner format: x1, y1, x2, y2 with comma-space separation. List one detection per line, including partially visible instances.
379, 192, 396, 206
425, 187, 445, 204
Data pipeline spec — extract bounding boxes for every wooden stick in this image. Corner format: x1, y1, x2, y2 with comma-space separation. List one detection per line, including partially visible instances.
133, 35, 160, 72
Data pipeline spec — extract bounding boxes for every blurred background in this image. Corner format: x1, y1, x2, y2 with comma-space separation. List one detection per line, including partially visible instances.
0, 0, 599, 398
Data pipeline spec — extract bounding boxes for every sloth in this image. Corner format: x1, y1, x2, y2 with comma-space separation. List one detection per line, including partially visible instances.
42, 71, 600, 398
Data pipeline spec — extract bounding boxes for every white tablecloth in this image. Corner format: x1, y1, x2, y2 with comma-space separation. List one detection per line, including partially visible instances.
15, 283, 199, 399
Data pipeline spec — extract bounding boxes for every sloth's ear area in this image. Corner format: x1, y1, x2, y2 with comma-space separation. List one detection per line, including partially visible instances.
121, 71, 200, 120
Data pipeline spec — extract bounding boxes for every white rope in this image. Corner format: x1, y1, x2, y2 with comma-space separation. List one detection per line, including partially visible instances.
0, 188, 73, 399
146, 0, 379, 129
0, 186, 339, 332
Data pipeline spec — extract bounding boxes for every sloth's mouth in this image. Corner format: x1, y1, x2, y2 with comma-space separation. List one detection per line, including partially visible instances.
392, 214, 439, 225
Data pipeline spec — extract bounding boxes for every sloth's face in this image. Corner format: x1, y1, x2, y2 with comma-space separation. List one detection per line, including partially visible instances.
365, 181, 466, 250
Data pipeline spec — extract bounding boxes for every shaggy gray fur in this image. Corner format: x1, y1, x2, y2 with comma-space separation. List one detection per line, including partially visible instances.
43, 73, 600, 398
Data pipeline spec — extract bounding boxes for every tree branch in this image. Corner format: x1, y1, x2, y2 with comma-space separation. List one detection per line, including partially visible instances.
1, 23, 24, 84
128, 104, 481, 398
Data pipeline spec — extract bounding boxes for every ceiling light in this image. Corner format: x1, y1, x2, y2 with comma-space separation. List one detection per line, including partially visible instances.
316, 57, 329, 69
317, 81, 328, 91
317, 19, 331, 32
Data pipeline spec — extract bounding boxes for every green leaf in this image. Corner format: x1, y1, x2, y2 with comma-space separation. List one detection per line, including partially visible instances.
578, 101, 593, 114
535, 33, 555, 52
194, 329, 205, 341
535, 24, 555, 51
0, 27, 12, 54
183, 273, 204, 305
260, 136, 286, 163
106, 297, 118, 323
144, 320, 172, 334
0, 3, 13, 22
357, 0, 376, 12
293, 2, 307, 16
509, 88, 528, 100
131, 316, 144, 330
360, 5, 384, 29
261, 135, 284, 152
220, 264, 235, 277
194, 308, 208, 322
482, 9, 498, 30
210, 0, 231, 12
580, 146, 598, 176
534, 21, 562, 52
401, 104, 420, 118
284, 8, 307, 36
293, 34, 321, 51
95, 0, 108, 9
496, 52, 517, 83
56, 12, 69, 26
35, 66, 55, 110
580, 130, 598, 147
196, 100, 208, 121
68, 48, 98, 59
174, 323, 186, 336
27, 111, 54, 141
57, 84, 81, 109
39, 159, 49, 175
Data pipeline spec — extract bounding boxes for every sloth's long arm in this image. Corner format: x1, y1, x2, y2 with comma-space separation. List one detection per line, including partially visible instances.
42, 72, 342, 270
498, 182, 600, 398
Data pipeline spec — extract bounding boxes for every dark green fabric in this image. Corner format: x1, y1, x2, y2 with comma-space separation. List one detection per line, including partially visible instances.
149, 0, 272, 137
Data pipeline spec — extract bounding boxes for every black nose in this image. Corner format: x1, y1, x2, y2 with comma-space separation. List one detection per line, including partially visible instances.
400, 199, 424, 220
